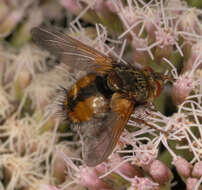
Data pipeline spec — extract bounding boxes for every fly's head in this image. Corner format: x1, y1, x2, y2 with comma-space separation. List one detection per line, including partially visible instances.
143, 67, 173, 102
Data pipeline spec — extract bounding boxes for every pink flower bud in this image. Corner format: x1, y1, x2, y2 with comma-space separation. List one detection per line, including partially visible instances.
0, 1, 9, 21
52, 153, 67, 183
155, 28, 177, 49
154, 45, 174, 64
93, 0, 105, 12
105, 0, 118, 13
177, 9, 201, 34
121, 6, 137, 26
15, 66, 31, 91
79, 167, 110, 190
119, 160, 143, 178
0, 9, 24, 37
129, 176, 159, 190
95, 163, 106, 174
135, 143, 157, 170
108, 154, 143, 178
173, 156, 192, 178
144, 10, 161, 40
192, 161, 202, 178
172, 73, 193, 105
132, 37, 150, 66
120, 6, 142, 35
60, 0, 82, 15
183, 40, 202, 72
149, 160, 171, 185
186, 177, 200, 190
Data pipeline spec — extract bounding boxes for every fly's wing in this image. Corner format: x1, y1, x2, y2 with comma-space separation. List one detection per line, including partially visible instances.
81, 94, 134, 167
31, 27, 113, 74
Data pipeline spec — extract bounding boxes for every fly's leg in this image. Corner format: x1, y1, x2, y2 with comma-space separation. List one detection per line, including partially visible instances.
129, 117, 168, 135
129, 104, 168, 136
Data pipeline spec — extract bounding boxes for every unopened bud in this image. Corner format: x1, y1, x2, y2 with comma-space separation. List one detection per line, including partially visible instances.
172, 73, 192, 105
149, 160, 171, 185
186, 177, 201, 190
192, 161, 202, 178
173, 157, 192, 178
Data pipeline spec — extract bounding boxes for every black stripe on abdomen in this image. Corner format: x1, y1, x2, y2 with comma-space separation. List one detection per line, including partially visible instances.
67, 75, 113, 111
95, 76, 113, 99
67, 82, 97, 111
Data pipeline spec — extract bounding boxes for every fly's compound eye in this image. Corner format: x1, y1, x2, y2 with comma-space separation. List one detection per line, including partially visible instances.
154, 80, 162, 97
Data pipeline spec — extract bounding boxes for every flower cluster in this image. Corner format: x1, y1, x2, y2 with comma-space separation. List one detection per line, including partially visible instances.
0, 0, 202, 190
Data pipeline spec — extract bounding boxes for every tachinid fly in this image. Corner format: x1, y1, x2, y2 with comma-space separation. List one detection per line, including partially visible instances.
31, 27, 170, 167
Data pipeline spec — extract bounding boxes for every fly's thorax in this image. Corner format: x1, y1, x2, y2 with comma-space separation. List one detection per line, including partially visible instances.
107, 64, 150, 102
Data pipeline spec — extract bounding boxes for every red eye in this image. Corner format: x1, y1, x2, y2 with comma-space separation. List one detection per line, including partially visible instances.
155, 80, 162, 97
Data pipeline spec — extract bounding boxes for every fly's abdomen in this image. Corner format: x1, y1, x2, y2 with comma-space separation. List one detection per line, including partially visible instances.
64, 74, 110, 123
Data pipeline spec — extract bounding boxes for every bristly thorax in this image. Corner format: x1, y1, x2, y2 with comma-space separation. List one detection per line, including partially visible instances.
107, 64, 149, 102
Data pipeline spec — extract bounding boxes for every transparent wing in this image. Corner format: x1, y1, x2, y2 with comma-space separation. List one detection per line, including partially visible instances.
81, 96, 134, 166
31, 27, 113, 74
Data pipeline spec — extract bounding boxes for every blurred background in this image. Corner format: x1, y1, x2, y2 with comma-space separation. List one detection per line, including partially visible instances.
0, 0, 202, 190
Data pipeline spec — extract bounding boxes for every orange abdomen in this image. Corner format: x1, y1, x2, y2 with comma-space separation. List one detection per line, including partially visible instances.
64, 74, 111, 123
